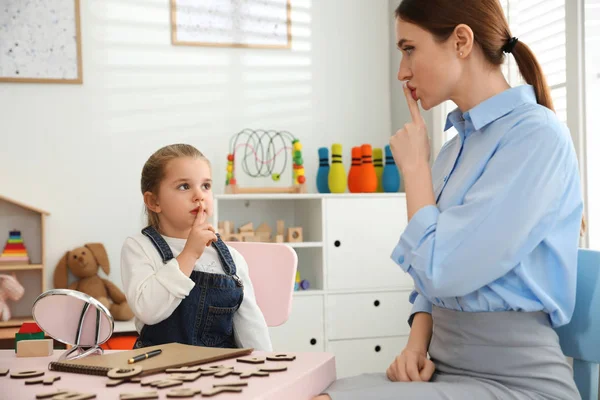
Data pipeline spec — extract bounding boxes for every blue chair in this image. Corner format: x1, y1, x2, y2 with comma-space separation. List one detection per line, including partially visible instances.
555, 249, 600, 400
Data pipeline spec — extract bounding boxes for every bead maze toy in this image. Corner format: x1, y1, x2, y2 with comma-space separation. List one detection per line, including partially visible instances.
225, 129, 307, 194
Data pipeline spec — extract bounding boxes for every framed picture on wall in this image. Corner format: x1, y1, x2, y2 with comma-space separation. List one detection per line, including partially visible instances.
170, 0, 292, 49
0, 0, 83, 84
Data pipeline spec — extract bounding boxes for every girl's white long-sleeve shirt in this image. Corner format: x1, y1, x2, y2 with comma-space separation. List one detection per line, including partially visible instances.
120, 232, 272, 351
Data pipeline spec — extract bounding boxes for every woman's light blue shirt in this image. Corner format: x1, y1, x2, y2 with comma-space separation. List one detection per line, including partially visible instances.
391, 85, 583, 328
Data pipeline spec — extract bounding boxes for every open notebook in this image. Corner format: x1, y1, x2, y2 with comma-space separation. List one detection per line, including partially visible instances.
48, 343, 253, 377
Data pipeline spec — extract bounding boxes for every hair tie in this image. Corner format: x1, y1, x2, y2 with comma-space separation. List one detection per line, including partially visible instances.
502, 37, 518, 54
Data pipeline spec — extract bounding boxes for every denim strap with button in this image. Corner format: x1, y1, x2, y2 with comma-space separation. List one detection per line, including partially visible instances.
142, 226, 174, 262
212, 234, 244, 288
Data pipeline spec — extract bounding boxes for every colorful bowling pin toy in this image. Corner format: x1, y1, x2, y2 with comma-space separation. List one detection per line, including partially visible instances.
348, 146, 362, 193
382, 145, 401, 192
316, 147, 330, 193
359, 144, 377, 193
328, 143, 347, 193
373, 148, 384, 192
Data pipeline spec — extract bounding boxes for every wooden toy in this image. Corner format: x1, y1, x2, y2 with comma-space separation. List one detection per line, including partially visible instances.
166, 388, 203, 398
274, 235, 284, 243
107, 366, 143, 379
373, 147, 384, 192
165, 365, 203, 373
328, 143, 347, 193
107, 378, 138, 387
119, 392, 158, 400
238, 223, 253, 233
259, 365, 288, 372
201, 386, 243, 396
359, 144, 377, 193
10, 369, 45, 378
25, 375, 61, 385
14, 321, 45, 351
267, 354, 296, 361
213, 382, 248, 388
0, 229, 30, 264
276, 220, 285, 236
16, 338, 53, 357
239, 370, 269, 379
0, 368, 9, 376
166, 372, 202, 382
237, 356, 265, 364
348, 146, 362, 193
287, 227, 303, 243
316, 147, 330, 193
37, 390, 96, 400
225, 129, 306, 194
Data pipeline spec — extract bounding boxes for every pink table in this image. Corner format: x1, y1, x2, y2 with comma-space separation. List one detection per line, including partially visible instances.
0, 350, 336, 400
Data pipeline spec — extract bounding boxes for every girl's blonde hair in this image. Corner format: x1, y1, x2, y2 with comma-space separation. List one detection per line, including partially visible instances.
141, 144, 210, 229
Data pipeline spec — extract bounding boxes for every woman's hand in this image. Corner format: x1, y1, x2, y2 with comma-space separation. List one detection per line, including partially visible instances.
386, 347, 435, 382
389, 82, 431, 174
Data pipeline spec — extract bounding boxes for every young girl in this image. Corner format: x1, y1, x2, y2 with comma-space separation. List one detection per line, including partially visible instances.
316, 0, 583, 399
121, 144, 272, 351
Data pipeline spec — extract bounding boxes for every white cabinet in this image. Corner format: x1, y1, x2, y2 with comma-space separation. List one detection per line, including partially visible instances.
214, 193, 412, 380
324, 197, 413, 290
269, 295, 325, 352
328, 336, 408, 378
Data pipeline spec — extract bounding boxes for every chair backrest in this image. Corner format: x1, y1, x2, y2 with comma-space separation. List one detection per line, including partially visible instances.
226, 241, 297, 327
555, 248, 600, 400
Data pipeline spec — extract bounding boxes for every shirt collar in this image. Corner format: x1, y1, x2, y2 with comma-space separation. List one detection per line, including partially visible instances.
444, 85, 537, 133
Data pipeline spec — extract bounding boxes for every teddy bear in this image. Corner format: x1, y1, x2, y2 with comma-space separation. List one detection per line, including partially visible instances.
53, 243, 134, 321
0, 273, 25, 321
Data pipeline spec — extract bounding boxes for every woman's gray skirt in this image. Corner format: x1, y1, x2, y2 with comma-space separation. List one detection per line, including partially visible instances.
323, 306, 580, 399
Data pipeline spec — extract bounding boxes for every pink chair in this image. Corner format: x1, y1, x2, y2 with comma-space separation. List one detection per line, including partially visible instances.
226, 241, 298, 327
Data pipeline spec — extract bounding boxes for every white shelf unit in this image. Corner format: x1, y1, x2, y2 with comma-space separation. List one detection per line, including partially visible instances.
214, 193, 415, 378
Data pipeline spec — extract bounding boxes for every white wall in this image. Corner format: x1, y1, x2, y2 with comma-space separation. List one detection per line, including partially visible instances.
0, 0, 393, 290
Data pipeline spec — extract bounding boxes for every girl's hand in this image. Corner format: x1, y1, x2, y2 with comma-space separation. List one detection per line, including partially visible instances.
386, 347, 435, 382
389, 82, 431, 174
182, 211, 217, 260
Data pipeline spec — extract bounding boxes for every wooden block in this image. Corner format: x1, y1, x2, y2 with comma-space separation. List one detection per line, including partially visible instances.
16, 339, 53, 357
219, 221, 233, 235
213, 382, 248, 388
224, 233, 243, 242
148, 379, 183, 388
165, 366, 203, 373
36, 390, 71, 399
242, 234, 260, 242
259, 365, 288, 372
267, 353, 296, 361
256, 223, 272, 234
240, 231, 255, 241
107, 366, 143, 379
167, 372, 202, 382
239, 370, 270, 379
48, 391, 96, 400
237, 356, 265, 364
25, 375, 61, 385
201, 387, 243, 396
256, 232, 271, 242
287, 227, 303, 242
0, 368, 8, 376
239, 222, 253, 232
10, 370, 45, 379
166, 388, 203, 398
276, 220, 285, 235
274, 234, 284, 243
119, 392, 159, 400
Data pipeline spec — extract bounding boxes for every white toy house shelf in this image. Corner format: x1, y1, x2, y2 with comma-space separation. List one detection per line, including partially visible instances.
0, 195, 49, 328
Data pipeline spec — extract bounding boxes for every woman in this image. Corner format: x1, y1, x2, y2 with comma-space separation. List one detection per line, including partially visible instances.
315, 0, 584, 399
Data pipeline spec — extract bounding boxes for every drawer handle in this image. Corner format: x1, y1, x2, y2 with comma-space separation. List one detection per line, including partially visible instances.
334, 240, 341, 247
375, 345, 381, 352
310, 338, 317, 345
374, 300, 380, 307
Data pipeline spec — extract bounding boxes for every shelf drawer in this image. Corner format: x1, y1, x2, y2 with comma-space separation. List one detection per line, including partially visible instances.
328, 336, 409, 378
327, 291, 411, 340
269, 295, 325, 352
